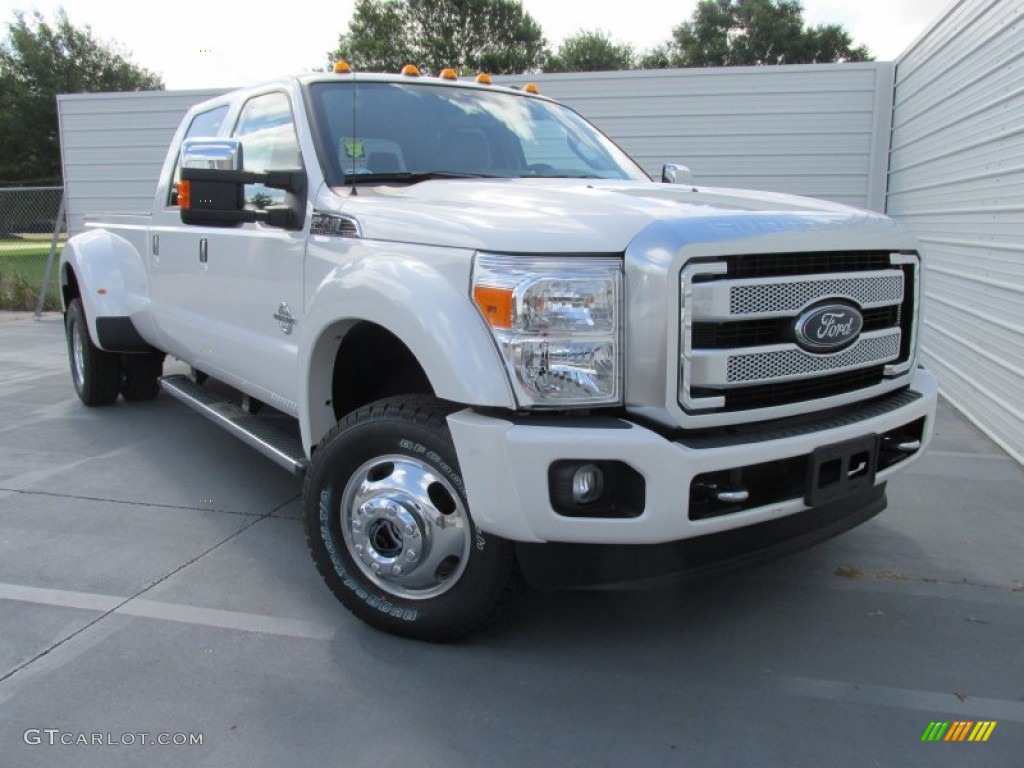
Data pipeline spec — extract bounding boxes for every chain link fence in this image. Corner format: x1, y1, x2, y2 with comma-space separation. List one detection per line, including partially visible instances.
0, 185, 66, 312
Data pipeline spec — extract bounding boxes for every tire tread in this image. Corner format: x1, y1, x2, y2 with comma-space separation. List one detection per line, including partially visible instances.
66, 298, 121, 406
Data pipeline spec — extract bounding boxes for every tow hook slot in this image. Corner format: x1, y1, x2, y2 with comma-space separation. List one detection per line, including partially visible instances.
805, 434, 878, 507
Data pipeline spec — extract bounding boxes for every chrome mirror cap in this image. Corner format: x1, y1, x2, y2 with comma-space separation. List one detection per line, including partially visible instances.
181, 138, 243, 171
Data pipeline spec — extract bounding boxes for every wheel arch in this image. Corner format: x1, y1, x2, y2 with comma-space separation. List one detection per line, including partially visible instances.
59, 229, 149, 348
297, 257, 516, 453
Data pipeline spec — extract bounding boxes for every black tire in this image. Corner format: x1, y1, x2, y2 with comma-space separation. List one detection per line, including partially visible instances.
121, 352, 166, 401
303, 396, 518, 641
65, 298, 121, 406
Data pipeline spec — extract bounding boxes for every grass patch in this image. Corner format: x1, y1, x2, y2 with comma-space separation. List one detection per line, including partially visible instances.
0, 239, 63, 311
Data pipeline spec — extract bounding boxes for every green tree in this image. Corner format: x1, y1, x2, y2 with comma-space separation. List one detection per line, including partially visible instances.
647, 0, 871, 68
545, 30, 635, 73
0, 9, 163, 183
331, 0, 413, 73
330, 0, 548, 75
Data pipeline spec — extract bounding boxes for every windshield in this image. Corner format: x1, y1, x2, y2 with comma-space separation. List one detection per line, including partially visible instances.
306, 81, 649, 185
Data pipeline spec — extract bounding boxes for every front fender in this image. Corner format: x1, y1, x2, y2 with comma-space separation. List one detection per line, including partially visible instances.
298, 241, 516, 451
60, 228, 150, 349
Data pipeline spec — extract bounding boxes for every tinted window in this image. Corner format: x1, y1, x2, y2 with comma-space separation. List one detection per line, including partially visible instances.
233, 92, 303, 209
308, 82, 648, 185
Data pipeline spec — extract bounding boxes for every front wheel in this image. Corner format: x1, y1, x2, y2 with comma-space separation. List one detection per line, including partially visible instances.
303, 396, 518, 641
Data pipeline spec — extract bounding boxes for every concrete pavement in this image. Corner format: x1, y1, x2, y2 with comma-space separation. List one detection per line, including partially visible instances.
1, 315, 1021, 767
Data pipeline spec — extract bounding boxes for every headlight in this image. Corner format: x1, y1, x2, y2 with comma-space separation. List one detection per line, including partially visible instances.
472, 254, 622, 407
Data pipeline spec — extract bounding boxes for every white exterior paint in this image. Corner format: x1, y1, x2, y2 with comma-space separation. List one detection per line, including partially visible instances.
886, 0, 1024, 464
499, 63, 895, 211
58, 89, 227, 236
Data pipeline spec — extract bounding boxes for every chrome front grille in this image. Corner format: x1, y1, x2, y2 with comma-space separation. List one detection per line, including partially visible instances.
729, 274, 904, 316
680, 252, 919, 419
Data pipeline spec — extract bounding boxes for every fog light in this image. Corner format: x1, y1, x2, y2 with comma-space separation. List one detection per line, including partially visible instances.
572, 464, 604, 504
549, 460, 645, 518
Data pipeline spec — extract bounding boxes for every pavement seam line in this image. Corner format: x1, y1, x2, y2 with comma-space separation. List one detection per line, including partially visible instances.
0, 495, 298, 687
0, 486, 270, 518
833, 566, 1024, 594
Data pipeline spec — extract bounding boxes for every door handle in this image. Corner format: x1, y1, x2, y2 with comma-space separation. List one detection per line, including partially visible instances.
199, 238, 208, 264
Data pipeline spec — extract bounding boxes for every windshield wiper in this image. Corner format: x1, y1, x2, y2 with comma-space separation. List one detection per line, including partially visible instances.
525, 173, 604, 179
344, 170, 502, 184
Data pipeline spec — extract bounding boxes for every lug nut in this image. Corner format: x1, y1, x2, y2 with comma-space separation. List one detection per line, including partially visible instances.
405, 525, 416, 536
355, 544, 363, 554
372, 563, 381, 573
352, 521, 362, 531
391, 565, 403, 575
406, 550, 417, 560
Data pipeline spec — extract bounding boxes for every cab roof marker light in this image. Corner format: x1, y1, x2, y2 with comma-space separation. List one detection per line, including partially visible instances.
333, 60, 352, 74
475, 72, 492, 84
440, 68, 458, 80
401, 64, 421, 77
524, 83, 540, 94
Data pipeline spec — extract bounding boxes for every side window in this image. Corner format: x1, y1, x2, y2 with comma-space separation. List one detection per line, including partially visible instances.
232, 92, 302, 209
167, 105, 229, 206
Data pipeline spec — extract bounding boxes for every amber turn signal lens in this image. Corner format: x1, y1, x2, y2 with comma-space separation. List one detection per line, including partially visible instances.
178, 180, 191, 209
473, 286, 513, 329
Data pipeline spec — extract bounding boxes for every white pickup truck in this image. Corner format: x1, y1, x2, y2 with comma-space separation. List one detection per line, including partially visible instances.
59, 66, 937, 640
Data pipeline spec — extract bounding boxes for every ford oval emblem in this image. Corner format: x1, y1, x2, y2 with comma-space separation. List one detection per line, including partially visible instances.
794, 304, 864, 352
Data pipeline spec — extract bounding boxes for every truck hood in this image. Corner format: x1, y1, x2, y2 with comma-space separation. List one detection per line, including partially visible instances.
323, 178, 910, 253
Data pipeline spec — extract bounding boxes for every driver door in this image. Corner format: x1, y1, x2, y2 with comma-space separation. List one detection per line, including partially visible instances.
190, 90, 309, 412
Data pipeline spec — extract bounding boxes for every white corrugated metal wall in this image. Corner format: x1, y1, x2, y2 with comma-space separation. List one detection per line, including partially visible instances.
58, 89, 225, 235
887, 0, 1024, 463
501, 63, 894, 211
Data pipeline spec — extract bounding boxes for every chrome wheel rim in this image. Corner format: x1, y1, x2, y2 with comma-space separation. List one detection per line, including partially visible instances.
339, 454, 470, 600
71, 321, 85, 388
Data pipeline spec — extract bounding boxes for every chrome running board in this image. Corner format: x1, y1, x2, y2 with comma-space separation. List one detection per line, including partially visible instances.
160, 374, 308, 476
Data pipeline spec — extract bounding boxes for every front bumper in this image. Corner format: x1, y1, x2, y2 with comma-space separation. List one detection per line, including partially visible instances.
447, 367, 937, 545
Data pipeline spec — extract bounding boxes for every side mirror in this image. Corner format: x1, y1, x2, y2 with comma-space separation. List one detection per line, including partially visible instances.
661, 163, 693, 184
179, 138, 306, 230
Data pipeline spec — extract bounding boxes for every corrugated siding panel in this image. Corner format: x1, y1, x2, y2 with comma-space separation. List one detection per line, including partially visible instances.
498, 63, 893, 211
888, 0, 1024, 463
57, 90, 227, 234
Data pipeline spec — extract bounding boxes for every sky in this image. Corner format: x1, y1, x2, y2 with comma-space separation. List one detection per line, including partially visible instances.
3, 0, 945, 90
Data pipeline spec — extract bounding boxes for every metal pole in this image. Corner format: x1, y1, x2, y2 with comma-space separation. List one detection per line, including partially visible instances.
34, 194, 66, 320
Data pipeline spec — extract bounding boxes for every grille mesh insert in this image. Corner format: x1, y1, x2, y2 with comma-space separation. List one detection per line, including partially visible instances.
729, 275, 903, 315
726, 333, 901, 383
